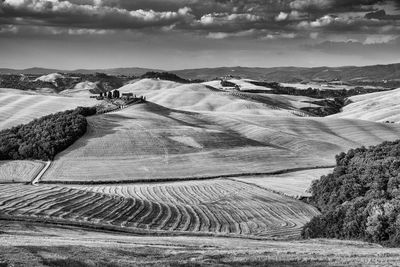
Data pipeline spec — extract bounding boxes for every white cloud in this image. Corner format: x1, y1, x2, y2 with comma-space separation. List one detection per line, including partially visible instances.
364, 34, 397, 44
275, 12, 289, 21
290, 0, 332, 10
207, 29, 256, 39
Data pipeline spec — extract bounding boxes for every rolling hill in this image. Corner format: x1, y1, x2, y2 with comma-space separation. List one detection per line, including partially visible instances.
0, 88, 96, 130
331, 87, 400, 122
41, 99, 400, 183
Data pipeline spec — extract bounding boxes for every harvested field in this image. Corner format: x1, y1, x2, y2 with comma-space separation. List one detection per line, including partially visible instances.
331, 87, 400, 122
0, 161, 44, 183
0, 90, 96, 130
234, 168, 334, 198
0, 182, 319, 238
41, 100, 400, 183
118, 79, 309, 116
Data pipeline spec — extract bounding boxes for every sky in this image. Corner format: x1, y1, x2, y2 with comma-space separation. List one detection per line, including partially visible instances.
0, 0, 399, 70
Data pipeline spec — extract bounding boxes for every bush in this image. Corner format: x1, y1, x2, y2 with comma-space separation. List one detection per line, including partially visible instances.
0, 106, 96, 161
302, 139, 400, 246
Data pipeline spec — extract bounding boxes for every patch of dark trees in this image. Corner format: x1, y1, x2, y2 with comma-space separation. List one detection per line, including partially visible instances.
0, 106, 97, 161
0, 74, 55, 91
302, 140, 400, 246
140, 72, 204, 83
245, 81, 394, 99
300, 98, 351, 116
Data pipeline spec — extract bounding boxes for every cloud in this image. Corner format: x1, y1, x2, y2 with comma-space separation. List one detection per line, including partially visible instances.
290, 0, 331, 11
0, 0, 398, 43
206, 29, 257, 39
1, 0, 195, 30
276, 12, 289, 21
364, 34, 398, 44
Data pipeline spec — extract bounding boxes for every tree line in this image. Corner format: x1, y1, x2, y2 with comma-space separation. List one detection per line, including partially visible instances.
0, 106, 97, 161
246, 80, 394, 99
302, 139, 400, 246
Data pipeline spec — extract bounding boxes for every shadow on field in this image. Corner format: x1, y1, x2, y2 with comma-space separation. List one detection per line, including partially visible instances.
53, 116, 121, 157
110, 102, 278, 150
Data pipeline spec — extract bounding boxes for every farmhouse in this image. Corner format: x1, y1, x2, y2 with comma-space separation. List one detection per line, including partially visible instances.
121, 93, 134, 100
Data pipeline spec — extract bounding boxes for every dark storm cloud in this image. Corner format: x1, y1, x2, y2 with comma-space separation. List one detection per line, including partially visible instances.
0, 0, 399, 39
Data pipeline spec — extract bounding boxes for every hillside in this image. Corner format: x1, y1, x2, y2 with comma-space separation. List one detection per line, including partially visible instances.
41, 100, 400, 183
331, 88, 400, 122
172, 64, 400, 83
0, 67, 161, 76
118, 79, 315, 116
0, 89, 96, 130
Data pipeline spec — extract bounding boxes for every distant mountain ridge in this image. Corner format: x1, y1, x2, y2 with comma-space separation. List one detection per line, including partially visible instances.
1, 63, 400, 82
0, 67, 162, 76
171, 63, 400, 82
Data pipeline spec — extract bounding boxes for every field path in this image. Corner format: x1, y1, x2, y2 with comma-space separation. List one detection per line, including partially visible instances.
31, 161, 51, 185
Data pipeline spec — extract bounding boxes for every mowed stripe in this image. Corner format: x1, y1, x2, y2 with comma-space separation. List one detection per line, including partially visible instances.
0, 181, 319, 239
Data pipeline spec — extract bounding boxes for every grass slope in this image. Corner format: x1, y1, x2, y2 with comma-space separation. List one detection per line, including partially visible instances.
0, 90, 96, 130
331, 88, 400, 122
0, 161, 44, 183
41, 101, 400, 183
234, 168, 334, 198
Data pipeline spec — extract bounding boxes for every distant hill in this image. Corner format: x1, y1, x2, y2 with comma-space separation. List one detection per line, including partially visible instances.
1, 63, 400, 82
171, 64, 400, 82
0, 67, 162, 76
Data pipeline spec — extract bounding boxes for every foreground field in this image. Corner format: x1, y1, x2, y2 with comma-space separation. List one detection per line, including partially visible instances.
0, 161, 44, 183
0, 180, 319, 238
1, 221, 400, 266
41, 101, 400, 183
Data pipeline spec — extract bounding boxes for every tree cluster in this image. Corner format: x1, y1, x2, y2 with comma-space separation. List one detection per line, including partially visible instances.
245, 80, 394, 99
141, 72, 192, 83
0, 106, 96, 161
302, 140, 400, 246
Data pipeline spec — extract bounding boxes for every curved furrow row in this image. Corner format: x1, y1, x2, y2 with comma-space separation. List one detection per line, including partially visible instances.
13, 188, 74, 216
38, 189, 97, 218
136, 199, 161, 228
1, 187, 71, 215
71, 194, 119, 222
101, 197, 132, 223
0, 186, 58, 209
125, 197, 152, 227
110, 198, 137, 226
160, 203, 180, 231
47, 191, 100, 219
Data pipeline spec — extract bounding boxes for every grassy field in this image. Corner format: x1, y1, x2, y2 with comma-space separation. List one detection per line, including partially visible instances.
234, 168, 334, 198
0, 181, 319, 238
0, 89, 96, 130
0, 160, 44, 183
41, 101, 400, 183
119, 79, 314, 116
1, 221, 400, 266
331, 87, 400, 122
